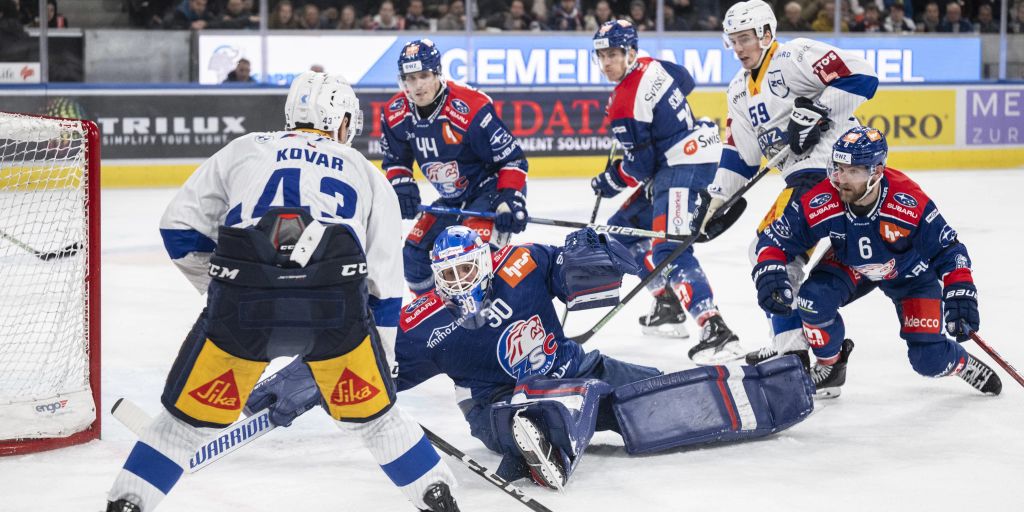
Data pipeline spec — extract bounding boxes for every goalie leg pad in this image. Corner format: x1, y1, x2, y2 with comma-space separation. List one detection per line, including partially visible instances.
491, 376, 612, 483
612, 355, 814, 455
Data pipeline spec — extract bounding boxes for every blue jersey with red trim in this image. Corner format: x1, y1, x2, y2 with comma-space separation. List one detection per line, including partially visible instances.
606, 57, 718, 186
394, 243, 586, 404
755, 168, 973, 286
380, 82, 528, 202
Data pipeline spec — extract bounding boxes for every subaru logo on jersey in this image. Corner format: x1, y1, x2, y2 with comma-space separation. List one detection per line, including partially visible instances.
893, 192, 918, 208
771, 216, 792, 238
405, 295, 431, 314
489, 127, 513, 150
767, 70, 790, 98
496, 314, 558, 379
939, 224, 958, 246
809, 192, 833, 209
451, 99, 471, 115
423, 161, 469, 198
388, 97, 404, 112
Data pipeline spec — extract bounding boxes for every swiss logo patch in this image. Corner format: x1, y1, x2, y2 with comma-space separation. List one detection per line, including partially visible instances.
901, 298, 942, 334
498, 247, 536, 288
683, 139, 698, 155
812, 50, 852, 85
188, 370, 241, 410
330, 368, 380, 406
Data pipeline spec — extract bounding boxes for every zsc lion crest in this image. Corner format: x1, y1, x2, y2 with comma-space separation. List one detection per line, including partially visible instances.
496, 314, 557, 379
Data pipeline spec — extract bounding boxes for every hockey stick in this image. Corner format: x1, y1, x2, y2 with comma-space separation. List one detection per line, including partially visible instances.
422, 427, 554, 512
571, 148, 791, 344
0, 230, 81, 261
970, 332, 1024, 389
418, 205, 694, 242
111, 398, 277, 473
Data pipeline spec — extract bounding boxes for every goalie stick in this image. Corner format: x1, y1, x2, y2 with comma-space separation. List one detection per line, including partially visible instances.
0, 230, 81, 261
571, 148, 791, 344
113, 399, 554, 511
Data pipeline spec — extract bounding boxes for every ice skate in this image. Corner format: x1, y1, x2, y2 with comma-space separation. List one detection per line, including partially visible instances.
420, 482, 460, 512
512, 410, 567, 491
811, 339, 854, 399
957, 353, 1002, 395
106, 499, 141, 512
638, 287, 689, 339
688, 315, 743, 364
746, 346, 811, 372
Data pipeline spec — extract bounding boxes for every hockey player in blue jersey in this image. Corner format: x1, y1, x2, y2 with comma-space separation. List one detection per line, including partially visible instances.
751, 126, 1001, 396
588, 20, 741, 364
246, 225, 815, 490
382, 38, 530, 295
105, 72, 460, 512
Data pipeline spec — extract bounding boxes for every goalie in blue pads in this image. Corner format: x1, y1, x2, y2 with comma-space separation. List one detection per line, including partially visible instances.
249, 226, 815, 490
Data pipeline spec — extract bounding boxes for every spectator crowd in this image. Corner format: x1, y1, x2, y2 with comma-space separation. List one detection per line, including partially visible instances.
117, 0, 1024, 34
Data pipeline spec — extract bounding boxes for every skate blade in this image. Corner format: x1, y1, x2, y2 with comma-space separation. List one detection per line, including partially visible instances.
641, 323, 690, 339
690, 341, 745, 365
814, 387, 842, 399
512, 415, 565, 492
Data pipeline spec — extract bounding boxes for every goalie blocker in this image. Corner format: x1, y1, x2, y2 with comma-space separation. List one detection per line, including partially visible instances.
489, 355, 813, 486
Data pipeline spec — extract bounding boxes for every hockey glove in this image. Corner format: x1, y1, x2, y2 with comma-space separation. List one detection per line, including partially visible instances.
389, 174, 421, 220
591, 159, 629, 198
491, 188, 528, 233
244, 358, 322, 427
752, 260, 794, 316
691, 189, 748, 243
944, 282, 979, 342
787, 97, 831, 155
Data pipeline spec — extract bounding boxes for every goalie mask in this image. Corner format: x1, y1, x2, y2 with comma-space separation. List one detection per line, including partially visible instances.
431, 226, 493, 329
284, 71, 364, 145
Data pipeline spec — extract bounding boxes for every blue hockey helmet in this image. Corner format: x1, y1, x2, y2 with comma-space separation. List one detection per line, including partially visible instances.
592, 19, 639, 54
828, 126, 888, 200
430, 226, 493, 329
397, 39, 443, 78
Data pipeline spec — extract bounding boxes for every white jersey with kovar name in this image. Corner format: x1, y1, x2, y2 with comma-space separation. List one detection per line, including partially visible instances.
712, 38, 879, 196
159, 130, 405, 358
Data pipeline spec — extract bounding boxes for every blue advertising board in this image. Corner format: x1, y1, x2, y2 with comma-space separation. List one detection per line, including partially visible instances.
198, 33, 981, 86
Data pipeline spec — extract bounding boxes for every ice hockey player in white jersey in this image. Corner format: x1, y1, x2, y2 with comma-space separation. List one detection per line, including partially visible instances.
693, 0, 878, 395
105, 72, 459, 512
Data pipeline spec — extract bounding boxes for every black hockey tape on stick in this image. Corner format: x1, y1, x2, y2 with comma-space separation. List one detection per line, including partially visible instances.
570, 148, 791, 344
970, 332, 1024, 389
0, 230, 82, 261
422, 427, 555, 512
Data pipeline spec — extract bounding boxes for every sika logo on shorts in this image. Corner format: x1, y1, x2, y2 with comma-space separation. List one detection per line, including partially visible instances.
174, 339, 267, 425
901, 298, 941, 334
307, 336, 392, 420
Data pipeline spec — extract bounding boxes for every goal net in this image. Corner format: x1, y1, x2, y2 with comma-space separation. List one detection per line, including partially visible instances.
0, 112, 100, 455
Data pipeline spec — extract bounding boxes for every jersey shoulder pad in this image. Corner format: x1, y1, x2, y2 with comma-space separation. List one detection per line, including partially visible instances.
800, 178, 843, 228
400, 292, 446, 332
606, 58, 654, 121
384, 92, 411, 129
444, 82, 492, 131
491, 244, 542, 289
878, 168, 929, 227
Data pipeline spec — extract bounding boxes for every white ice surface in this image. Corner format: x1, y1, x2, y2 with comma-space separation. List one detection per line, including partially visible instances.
2, 171, 1023, 512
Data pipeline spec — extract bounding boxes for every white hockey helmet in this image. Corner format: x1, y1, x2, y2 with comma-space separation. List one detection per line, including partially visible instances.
284, 71, 364, 145
722, 0, 777, 49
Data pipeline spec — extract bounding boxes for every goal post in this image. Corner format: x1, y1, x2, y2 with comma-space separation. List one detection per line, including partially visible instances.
0, 112, 101, 455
